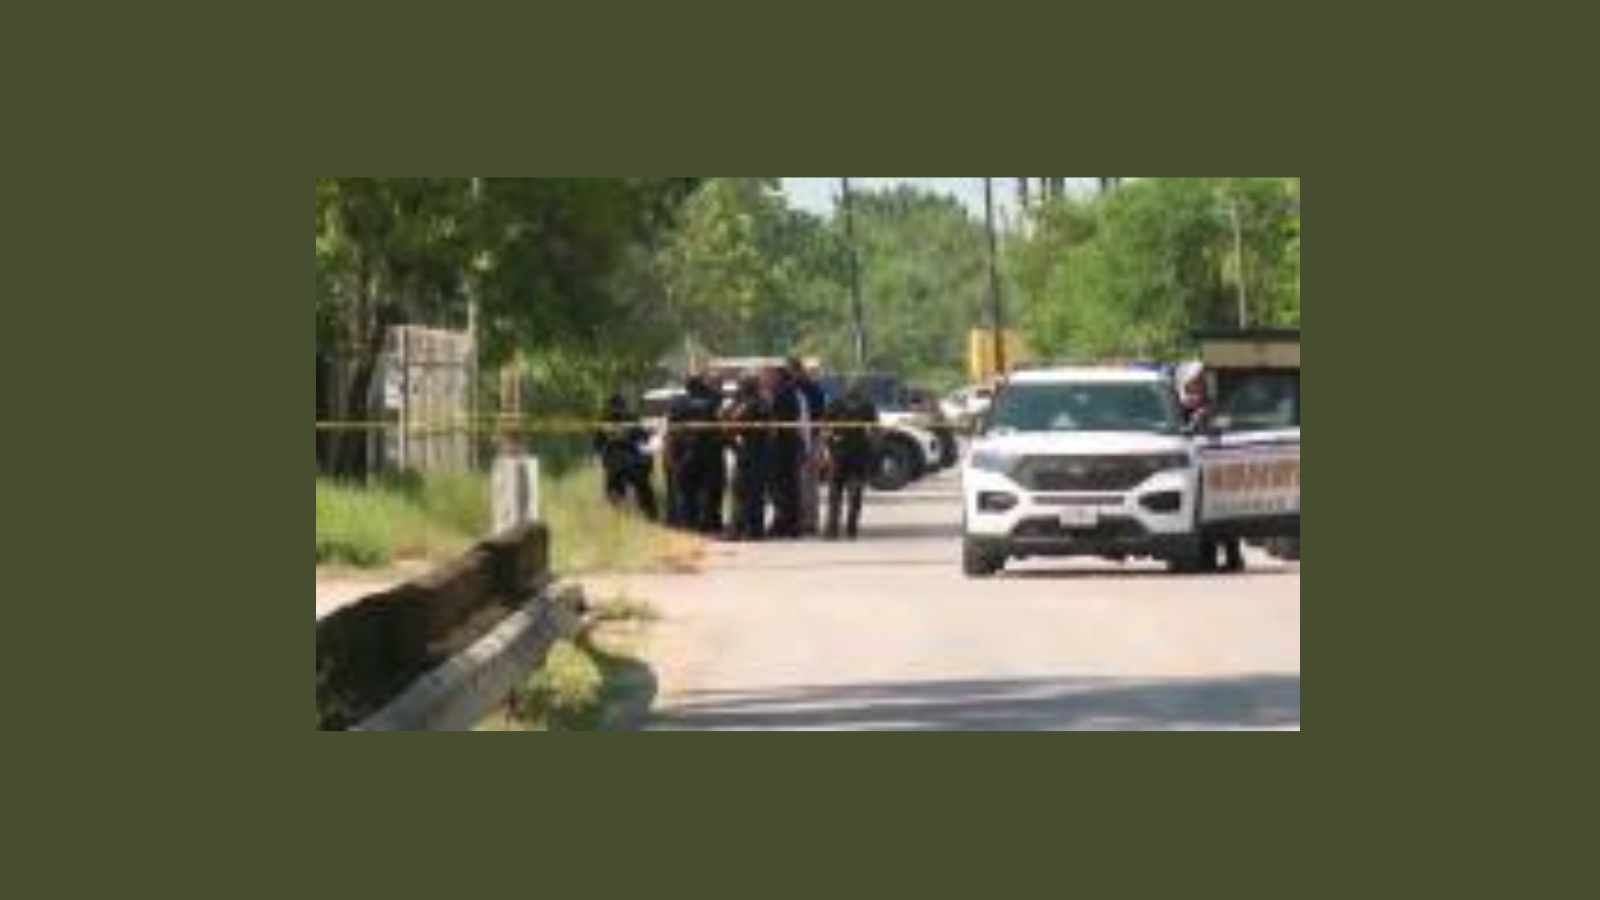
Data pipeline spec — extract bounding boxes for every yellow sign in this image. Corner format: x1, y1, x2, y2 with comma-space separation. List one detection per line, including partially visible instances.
969, 328, 1029, 385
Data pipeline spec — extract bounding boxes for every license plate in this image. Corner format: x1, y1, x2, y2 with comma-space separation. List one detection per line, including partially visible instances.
1059, 507, 1100, 529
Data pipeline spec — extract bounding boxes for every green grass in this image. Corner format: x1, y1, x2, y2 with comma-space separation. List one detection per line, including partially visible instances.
504, 640, 608, 730
315, 465, 698, 575
487, 600, 660, 731
588, 595, 661, 624
315, 473, 488, 568
541, 466, 701, 576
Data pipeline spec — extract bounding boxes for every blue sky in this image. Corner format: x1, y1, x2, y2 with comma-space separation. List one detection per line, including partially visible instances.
781, 178, 1097, 219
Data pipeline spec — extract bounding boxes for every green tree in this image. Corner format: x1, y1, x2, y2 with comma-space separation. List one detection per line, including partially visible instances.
662, 178, 845, 358
1278, 177, 1302, 325
663, 180, 994, 387
1017, 177, 1300, 361
848, 187, 990, 387
315, 177, 702, 473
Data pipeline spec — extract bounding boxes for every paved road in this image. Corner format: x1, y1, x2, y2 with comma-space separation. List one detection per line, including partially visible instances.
589, 471, 1301, 731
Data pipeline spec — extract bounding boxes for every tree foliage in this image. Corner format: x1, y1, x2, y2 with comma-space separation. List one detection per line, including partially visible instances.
315, 177, 701, 472
662, 178, 845, 357
316, 177, 700, 366
850, 188, 989, 386
660, 180, 990, 388
1015, 177, 1301, 360
316, 177, 1302, 460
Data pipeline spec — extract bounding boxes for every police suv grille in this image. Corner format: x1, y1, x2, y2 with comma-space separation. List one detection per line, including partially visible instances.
1013, 517, 1149, 541
1013, 456, 1164, 492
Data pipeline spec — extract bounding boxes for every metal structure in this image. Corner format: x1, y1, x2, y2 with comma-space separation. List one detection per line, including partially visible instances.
371, 325, 475, 473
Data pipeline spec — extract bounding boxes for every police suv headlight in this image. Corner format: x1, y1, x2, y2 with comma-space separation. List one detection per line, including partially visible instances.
1140, 491, 1184, 514
979, 491, 1020, 513
970, 450, 1019, 475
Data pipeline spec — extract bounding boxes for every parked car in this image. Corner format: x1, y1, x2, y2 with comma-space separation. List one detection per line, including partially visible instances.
821, 374, 953, 492
942, 385, 995, 429
639, 386, 686, 460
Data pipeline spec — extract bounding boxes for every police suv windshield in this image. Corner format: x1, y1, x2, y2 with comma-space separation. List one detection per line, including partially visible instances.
986, 381, 1183, 435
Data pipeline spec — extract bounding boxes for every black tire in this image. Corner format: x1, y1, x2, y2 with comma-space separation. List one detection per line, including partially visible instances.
871, 436, 920, 492
1166, 538, 1213, 575
964, 540, 1006, 578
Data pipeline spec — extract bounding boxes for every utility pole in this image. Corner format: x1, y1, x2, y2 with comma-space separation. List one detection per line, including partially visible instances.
468, 177, 485, 469
983, 177, 1008, 375
841, 177, 868, 372
1229, 195, 1250, 328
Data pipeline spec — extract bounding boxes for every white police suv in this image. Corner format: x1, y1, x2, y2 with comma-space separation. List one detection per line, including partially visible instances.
961, 368, 1202, 577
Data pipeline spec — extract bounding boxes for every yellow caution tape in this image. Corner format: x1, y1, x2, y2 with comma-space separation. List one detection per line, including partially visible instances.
314, 418, 941, 434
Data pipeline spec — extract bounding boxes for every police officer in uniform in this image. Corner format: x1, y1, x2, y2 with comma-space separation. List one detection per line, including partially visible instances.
668, 376, 725, 534
725, 374, 771, 541
663, 386, 693, 528
790, 358, 828, 536
765, 366, 804, 539
691, 377, 729, 534
594, 394, 658, 520
823, 380, 880, 541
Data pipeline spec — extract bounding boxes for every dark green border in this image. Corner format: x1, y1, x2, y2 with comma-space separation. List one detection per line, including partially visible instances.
20, 1, 1500, 877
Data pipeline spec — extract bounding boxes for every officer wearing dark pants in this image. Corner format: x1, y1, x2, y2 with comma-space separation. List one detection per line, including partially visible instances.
726, 375, 770, 541
791, 358, 828, 536
671, 376, 726, 534
823, 381, 880, 541
691, 378, 729, 534
595, 395, 658, 520
664, 385, 699, 528
766, 366, 804, 539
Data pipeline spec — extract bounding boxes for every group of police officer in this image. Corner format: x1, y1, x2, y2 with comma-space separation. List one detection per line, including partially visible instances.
596, 358, 881, 542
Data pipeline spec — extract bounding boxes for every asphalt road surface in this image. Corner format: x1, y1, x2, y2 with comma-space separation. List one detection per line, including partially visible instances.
591, 471, 1301, 731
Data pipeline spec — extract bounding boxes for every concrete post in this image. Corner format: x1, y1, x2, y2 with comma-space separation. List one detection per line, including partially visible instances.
492, 454, 540, 534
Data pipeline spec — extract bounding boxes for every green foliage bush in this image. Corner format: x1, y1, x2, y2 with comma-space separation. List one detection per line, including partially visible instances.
315, 464, 683, 574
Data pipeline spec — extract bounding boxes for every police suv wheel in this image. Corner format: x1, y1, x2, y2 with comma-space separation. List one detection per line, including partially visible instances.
964, 540, 1005, 578
871, 437, 919, 492
1166, 538, 1212, 576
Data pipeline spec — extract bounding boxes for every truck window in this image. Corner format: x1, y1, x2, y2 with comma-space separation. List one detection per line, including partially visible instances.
1214, 372, 1300, 433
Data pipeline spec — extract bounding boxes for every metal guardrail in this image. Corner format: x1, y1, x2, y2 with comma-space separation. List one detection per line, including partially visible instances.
316, 524, 552, 731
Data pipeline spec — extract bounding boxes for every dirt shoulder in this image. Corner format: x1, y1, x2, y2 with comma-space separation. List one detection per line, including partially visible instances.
315, 562, 429, 620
